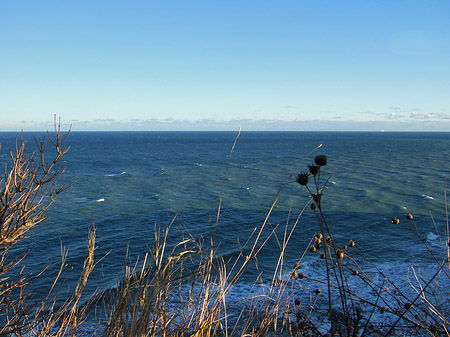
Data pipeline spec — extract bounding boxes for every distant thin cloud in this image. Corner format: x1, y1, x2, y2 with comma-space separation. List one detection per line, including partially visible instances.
409, 112, 450, 120
2, 116, 450, 132
385, 113, 405, 119
389, 106, 402, 111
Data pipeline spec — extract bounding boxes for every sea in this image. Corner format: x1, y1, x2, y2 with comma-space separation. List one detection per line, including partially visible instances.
1, 131, 450, 333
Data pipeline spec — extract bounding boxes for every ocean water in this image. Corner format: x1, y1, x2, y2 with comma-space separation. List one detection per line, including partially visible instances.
1, 131, 450, 331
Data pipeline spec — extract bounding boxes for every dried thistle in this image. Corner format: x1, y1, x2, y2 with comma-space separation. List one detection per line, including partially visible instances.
313, 193, 322, 203
296, 172, 310, 186
308, 165, 320, 175
314, 155, 327, 166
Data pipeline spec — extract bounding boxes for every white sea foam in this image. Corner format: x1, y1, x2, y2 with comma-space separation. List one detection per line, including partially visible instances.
427, 232, 439, 241
96, 198, 105, 203
106, 171, 126, 177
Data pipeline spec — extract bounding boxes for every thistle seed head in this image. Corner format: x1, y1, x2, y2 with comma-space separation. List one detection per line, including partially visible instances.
352, 269, 359, 276
298, 272, 306, 279
291, 271, 298, 279
314, 155, 327, 166
392, 217, 400, 224
310, 203, 317, 210
349, 240, 355, 247
336, 250, 344, 260
296, 172, 310, 186
313, 193, 322, 203
316, 233, 323, 239
308, 165, 320, 175
310, 245, 316, 252
406, 213, 413, 220
319, 253, 326, 259
315, 289, 322, 295
326, 236, 332, 243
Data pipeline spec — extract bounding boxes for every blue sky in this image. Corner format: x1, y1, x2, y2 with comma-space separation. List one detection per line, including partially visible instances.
1, 1, 449, 131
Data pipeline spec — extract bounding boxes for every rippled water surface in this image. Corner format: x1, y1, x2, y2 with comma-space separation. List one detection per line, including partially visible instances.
1, 131, 449, 331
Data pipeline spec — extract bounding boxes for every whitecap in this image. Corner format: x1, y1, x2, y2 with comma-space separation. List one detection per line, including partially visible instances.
96, 198, 105, 203
106, 171, 126, 177
423, 195, 434, 200
426, 232, 439, 241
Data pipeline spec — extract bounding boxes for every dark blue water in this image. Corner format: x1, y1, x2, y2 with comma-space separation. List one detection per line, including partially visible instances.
1, 131, 450, 330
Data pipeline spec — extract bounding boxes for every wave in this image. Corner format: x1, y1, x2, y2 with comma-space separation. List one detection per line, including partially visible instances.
427, 232, 439, 241
106, 171, 126, 177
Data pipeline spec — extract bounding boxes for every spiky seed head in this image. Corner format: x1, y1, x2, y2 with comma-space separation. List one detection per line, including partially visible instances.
295, 299, 301, 306
314, 237, 322, 245
404, 302, 413, 310
294, 263, 301, 270
352, 269, 359, 276
291, 271, 298, 279
349, 240, 355, 247
336, 250, 344, 260
310, 203, 316, 210
343, 245, 348, 250
315, 289, 321, 295
319, 253, 326, 259
406, 213, 413, 220
392, 217, 400, 224
313, 193, 322, 203
310, 245, 316, 252
315, 243, 322, 250
298, 272, 306, 279
314, 155, 327, 166
316, 233, 323, 239
308, 165, 320, 175
296, 172, 309, 186
326, 236, 332, 243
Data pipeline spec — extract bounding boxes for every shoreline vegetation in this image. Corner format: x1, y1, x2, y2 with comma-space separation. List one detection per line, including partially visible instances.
1, 119, 449, 336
